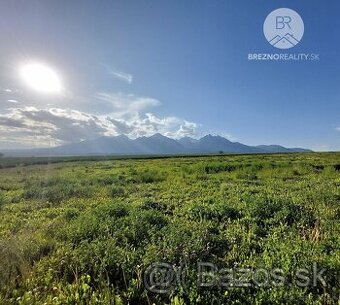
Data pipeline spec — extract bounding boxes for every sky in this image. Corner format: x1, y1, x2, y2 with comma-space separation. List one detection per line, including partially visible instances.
0, 0, 339, 151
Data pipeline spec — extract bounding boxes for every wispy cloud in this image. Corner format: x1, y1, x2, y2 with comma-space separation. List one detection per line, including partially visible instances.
109, 70, 133, 84
102, 64, 133, 84
336, 127, 340, 131
95, 92, 160, 116
7, 99, 18, 104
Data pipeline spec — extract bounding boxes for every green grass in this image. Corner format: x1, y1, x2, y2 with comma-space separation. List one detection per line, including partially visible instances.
0, 153, 339, 304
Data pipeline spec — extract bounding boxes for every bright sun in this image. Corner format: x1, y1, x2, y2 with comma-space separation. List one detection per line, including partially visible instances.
20, 62, 62, 93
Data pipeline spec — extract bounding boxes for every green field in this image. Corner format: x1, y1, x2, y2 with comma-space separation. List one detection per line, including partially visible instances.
0, 153, 339, 304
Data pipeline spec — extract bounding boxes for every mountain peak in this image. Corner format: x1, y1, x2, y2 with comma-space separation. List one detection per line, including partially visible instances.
200, 134, 230, 141
149, 133, 168, 139
200, 134, 213, 140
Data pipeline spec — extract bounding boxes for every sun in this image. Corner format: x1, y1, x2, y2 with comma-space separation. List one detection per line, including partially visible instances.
20, 62, 62, 93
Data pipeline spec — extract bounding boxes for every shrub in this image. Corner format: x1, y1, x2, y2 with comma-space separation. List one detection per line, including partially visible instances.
66, 203, 131, 244
0, 192, 5, 210
130, 169, 166, 183
23, 177, 93, 204
110, 185, 125, 197
201, 162, 237, 174
0, 240, 29, 297
218, 205, 242, 220
334, 164, 340, 171
97, 175, 126, 186
251, 197, 316, 229
97, 176, 115, 185
94, 203, 129, 219
189, 203, 241, 222
235, 168, 258, 180
140, 200, 166, 211
64, 208, 80, 220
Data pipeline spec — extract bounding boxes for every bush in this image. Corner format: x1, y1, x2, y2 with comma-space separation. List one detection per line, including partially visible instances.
23, 177, 93, 204
64, 208, 80, 220
189, 203, 241, 222
140, 200, 166, 211
0, 192, 5, 210
130, 169, 166, 183
97, 175, 115, 185
0, 240, 29, 297
97, 174, 126, 186
110, 185, 125, 197
94, 203, 130, 219
251, 197, 316, 229
334, 164, 340, 171
201, 162, 237, 174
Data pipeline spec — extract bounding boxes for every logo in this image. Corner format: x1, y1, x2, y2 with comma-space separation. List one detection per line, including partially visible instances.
263, 8, 304, 49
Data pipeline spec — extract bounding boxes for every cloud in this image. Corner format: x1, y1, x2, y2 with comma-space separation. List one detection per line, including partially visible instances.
172, 121, 198, 138
0, 105, 198, 148
7, 99, 18, 104
106, 117, 134, 134
109, 70, 133, 84
106, 112, 198, 139
102, 64, 133, 84
95, 92, 160, 116
0, 107, 111, 147
336, 127, 340, 131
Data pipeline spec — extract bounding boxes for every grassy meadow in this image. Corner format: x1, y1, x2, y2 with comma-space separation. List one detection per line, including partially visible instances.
0, 153, 339, 304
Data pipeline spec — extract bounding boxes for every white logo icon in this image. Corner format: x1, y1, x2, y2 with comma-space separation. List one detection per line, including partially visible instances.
263, 8, 304, 49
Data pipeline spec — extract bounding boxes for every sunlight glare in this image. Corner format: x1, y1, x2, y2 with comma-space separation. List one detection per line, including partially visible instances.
20, 62, 62, 93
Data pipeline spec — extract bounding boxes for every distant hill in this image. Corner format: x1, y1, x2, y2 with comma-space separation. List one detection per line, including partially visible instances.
3, 134, 312, 157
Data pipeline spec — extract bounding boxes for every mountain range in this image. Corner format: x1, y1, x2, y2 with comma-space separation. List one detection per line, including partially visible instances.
2, 134, 312, 157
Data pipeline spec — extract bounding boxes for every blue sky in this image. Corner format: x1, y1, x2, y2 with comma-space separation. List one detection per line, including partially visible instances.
0, 0, 339, 150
